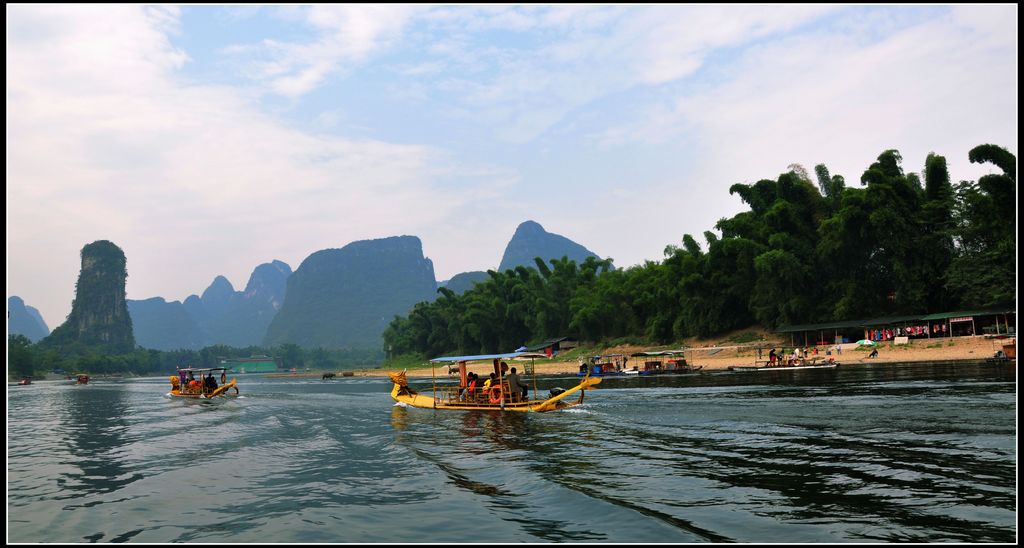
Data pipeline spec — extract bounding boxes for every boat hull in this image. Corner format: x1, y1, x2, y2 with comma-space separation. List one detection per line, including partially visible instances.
729, 364, 839, 372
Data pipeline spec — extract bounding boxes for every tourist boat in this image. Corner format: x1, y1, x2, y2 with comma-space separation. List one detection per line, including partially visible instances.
75, 374, 90, 385
390, 352, 601, 412
168, 367, 239, 399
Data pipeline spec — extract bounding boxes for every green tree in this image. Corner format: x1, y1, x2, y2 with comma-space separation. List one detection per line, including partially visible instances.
9, 335, 35, 377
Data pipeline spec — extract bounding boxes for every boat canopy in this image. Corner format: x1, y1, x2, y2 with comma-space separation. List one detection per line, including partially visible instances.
177, 367, 231, 373
429, 351, 545, 363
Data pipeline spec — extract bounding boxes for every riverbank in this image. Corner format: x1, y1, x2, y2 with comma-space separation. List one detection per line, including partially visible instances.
355, 335, 1015, 378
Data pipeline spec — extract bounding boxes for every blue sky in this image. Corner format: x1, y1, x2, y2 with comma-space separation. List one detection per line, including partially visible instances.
6, 5, 1018, 329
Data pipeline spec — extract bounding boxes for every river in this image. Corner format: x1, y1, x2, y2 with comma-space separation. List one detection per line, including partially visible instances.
7, 361, 1016, 542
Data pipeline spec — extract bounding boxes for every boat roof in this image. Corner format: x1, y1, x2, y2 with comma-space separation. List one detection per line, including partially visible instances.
177, 367, 230, 373
429, 351, 545, 363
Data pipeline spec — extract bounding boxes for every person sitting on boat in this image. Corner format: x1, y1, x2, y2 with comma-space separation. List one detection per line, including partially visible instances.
507, 367, 527, 402
186, 371, 200, 392
461, 372, 478, 401
482, 372, 496, 391
205, 372, 218, 392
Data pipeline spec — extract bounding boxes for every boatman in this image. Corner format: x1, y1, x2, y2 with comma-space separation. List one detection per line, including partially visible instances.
507, 367, 527, 402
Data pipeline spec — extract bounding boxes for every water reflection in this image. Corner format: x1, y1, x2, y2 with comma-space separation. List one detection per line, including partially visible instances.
56, 384, 143, 499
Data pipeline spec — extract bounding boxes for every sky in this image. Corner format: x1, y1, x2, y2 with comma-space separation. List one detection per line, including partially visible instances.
6, 5, 1018, 330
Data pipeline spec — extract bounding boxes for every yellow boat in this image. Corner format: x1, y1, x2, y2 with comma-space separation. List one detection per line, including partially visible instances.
389, 352, 601, 412
169, 367, 239, 399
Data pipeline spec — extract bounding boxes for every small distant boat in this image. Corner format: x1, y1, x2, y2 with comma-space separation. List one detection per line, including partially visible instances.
169, 367, 239, 399
75, 374, 90, 385
18, 377, 32, 385
391, 351, 601, 413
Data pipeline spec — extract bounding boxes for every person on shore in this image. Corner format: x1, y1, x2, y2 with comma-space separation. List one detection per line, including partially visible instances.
867, 348, 879, 359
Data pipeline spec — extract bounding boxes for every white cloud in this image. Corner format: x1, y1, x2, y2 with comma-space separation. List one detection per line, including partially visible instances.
6, 5, 501, 327
600, 6, 1017, 183
232, 5, 419, 97
412, 6, 836, 143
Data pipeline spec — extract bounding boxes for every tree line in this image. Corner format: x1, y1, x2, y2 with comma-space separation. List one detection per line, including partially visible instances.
384, 144, 1016, 358
7, 336, 383, 379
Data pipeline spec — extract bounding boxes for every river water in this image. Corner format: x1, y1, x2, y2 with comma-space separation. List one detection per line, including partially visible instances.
7, 362, 1016, 543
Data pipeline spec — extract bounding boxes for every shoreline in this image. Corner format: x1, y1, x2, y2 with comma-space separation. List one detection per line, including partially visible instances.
353, 334, 1015, 378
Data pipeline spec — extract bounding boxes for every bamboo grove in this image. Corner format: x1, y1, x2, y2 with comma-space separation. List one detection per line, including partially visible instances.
384, 144, 1016, 357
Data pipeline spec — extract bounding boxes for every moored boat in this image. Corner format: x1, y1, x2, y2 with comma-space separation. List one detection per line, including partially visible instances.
729, 362, 839, 372
390, 351, 601, 412
629, 350, 704, 375
576, 354, 627, 376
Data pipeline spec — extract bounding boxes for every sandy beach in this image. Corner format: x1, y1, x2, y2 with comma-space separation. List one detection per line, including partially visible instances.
356, 333, 1016, 378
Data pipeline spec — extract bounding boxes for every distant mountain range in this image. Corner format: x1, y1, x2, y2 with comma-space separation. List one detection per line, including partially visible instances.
8, 296, 50, 342
29, 221, 606, 351
264, 236, 437, 350
128, 260, 292, 351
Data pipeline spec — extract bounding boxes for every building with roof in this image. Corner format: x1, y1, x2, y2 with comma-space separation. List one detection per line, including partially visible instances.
776, 307, 1015, 346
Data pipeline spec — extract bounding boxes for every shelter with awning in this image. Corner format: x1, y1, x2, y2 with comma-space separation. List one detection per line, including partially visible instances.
775, 319, 867, 346
919, 309, 1016, 337
775, 306, 1016, 345
525, 337, 577, 356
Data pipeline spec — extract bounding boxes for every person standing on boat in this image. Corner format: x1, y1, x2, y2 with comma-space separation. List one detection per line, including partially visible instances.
768, 348, 777, 367
507, 367, 527, 402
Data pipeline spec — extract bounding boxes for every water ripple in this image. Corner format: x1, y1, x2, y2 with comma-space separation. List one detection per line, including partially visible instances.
7, 364, 1016, 543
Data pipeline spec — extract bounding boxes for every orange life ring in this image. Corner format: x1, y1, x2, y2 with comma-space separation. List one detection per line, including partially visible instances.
488, 384, 503, 404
